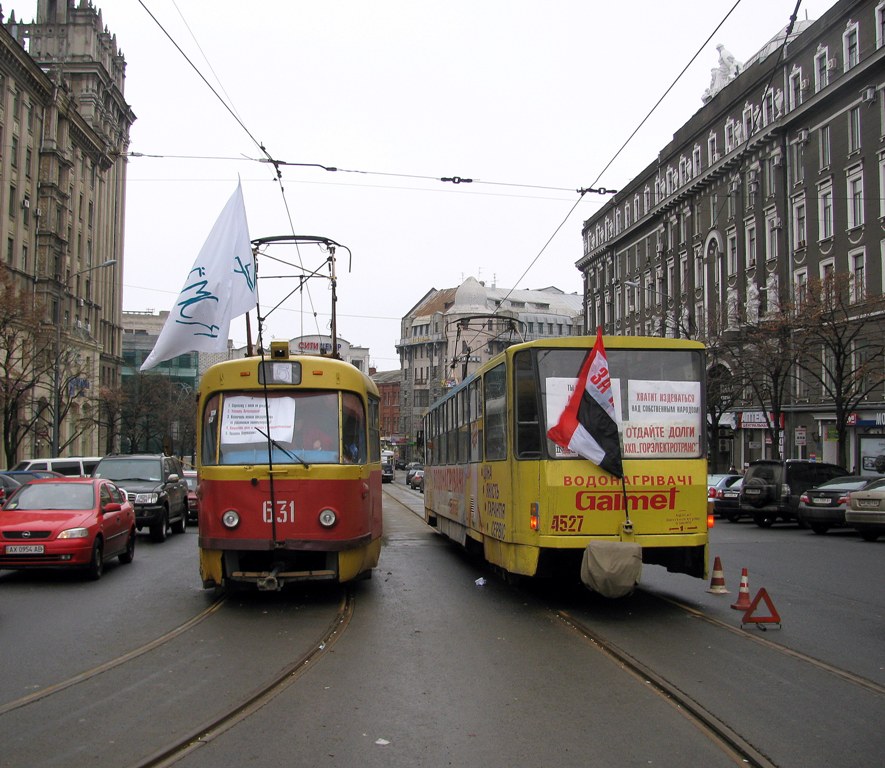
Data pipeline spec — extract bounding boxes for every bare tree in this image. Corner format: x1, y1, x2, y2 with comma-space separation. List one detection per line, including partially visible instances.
0, 268, 56, 466
793, 272, 885, 469
721, 300, 802, 461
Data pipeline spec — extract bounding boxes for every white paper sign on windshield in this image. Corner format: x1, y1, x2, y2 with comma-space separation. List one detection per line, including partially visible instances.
221, 396, 296, 445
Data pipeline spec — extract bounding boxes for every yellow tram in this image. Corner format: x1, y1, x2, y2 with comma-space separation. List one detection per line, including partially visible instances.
422, 335, 710, 596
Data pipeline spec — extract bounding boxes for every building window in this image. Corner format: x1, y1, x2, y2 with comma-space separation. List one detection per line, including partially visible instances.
849, 249, 866, 302
819, 124, 831, 169
766, 214, 779, 261
880, 154, 885, 220
794, 268, 808, 308
694, 247, 704, 288
726, 231, 738, 275
725, 121, 736, 153
708, 134, 718, 164
745, 221, 757, 267
846, 167, 864, 229
692, 145, 701, 175
877, 1, 885, 49
848, 106, 861, 153
819, 184, 833, 240
792, 198, 806, 247
788, 68, 803, 110
742, 103, 754, 136
790, 141, 805, 185
843, 21, 860, 70
762, 89, 775, 125
814, 48, 830, 92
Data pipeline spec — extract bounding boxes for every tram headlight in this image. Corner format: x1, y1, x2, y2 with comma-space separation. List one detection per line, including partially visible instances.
221, 509, 240, 529
318, 508, 337, 528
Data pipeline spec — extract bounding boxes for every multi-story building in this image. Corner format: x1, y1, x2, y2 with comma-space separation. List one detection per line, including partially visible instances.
578, 0, 885, 470
397, 276, 582, 460
371, 369, 402, 450
1, 2, 132, 461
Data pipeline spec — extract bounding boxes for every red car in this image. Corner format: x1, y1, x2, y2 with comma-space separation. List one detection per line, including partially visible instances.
184, 470, 199, 525
0, 478, 136, 580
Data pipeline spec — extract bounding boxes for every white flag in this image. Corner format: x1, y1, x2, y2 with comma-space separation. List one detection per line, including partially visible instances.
140, 182, 256, 371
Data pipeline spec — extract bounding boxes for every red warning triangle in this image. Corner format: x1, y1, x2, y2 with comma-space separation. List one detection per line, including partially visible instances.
741, 587, 781, 627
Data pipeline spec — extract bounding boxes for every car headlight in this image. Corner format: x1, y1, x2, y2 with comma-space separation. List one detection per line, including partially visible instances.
221, 510, 240, 529
318, 508, 337, 528
58, 527, 90, 539
134, 492, 159, 504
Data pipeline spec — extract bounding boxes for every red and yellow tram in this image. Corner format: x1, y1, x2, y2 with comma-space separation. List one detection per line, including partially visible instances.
196, 341, 382, 591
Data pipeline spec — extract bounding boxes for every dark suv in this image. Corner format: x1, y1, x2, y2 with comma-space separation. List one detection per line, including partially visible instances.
93, 454, 188, 542
739, 459, 848, 527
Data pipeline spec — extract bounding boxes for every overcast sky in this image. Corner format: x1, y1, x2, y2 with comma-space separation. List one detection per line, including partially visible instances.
13, 0, 835, 370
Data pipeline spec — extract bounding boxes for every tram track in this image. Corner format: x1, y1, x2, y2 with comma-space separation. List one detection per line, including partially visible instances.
127, 588, 354, 768
0, 595, 227, 716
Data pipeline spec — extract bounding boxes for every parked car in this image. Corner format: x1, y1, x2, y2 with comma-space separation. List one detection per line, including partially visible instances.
2, 470, 64, 483
395, 459, 407, 470
0, 477, 136, 579
717, 477, 745, 522
409, 468, 425, 492
845, 477, 885, 541
739, 459, 848, 527
12, 456, 102, 477
405, 463, 424, 486
707, 473, 742, 517
0, 473, 22, 504
797, 475, 884, 534
183, 470, 199, 525
92, 454, 188, 542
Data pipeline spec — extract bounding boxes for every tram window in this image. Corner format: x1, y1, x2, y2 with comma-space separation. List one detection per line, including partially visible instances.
366, 395, 380, 463
201, 394, 221, 465
469, 379, 483, 463
514, 351, 542, 458
342, 392, 368, 464
484, 363, 507, 461
458, 389, 470, 462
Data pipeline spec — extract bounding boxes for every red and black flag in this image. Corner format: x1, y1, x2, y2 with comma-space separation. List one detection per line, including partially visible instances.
547, 328, 624, 478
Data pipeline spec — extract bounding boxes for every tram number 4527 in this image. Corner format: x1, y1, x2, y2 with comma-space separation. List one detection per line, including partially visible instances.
550, 514, 584, 533
262, 499, 296, 523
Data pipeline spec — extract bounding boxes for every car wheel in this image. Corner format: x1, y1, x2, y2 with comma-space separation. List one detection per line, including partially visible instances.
754, 513, 775, 528
119, 528, 136, 564
859, 530, 880, 542
86, 539, 104, 580
150, 510, 169, 542
810, 523, 830, 535
172, 506, 187, 534
725, 513, 741, 523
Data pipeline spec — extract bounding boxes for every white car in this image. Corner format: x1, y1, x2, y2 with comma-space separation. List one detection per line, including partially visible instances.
845, 477, 885, 541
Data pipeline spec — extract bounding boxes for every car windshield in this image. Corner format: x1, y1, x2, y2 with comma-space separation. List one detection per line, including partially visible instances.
815, 476, 869, 490
94, 459, 162, 482
4, 482, 94, 511
185, 476, 197, 491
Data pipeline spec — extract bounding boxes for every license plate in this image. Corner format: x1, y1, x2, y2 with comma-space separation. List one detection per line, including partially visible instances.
5, 544, 45, 554
745, 488, 760, 495
723, 491, 738, 499
856, 499, 880, 509
812, 498, 831, 505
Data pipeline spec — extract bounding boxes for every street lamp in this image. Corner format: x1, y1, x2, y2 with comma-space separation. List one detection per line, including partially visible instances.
51, 259, 117, 457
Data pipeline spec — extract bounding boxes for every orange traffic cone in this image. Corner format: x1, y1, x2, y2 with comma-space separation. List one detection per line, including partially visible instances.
706, 556, 729, 594
731, 568, 751, 610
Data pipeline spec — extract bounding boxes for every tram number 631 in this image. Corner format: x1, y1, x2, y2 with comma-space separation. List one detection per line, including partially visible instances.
262, 499, 296, 523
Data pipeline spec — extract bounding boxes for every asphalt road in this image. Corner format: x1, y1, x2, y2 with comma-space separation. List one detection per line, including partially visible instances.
1, 475, 882, 767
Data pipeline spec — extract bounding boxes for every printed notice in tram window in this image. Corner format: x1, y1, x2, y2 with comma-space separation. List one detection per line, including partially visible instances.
221, 395, 296, 445
623, 380, 702, 458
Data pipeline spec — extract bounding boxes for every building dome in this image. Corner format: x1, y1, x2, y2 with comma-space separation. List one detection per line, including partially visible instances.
450, 276, 488, 313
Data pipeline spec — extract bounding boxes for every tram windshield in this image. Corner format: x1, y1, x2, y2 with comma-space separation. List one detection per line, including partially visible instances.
200, 391, 366, 466
525, 347, 705, 460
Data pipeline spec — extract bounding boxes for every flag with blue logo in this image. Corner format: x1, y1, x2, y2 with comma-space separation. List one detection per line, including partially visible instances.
141, 182, 256, 371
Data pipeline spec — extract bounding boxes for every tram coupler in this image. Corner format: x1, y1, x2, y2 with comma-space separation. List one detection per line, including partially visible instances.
621, 518, 634, 534
257, 564, 283, 591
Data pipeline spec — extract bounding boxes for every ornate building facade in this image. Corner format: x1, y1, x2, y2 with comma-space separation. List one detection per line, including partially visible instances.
578, 0, 885, 470
1, 1, 132, 460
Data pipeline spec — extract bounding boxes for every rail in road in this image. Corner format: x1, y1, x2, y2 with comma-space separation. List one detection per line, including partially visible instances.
2, 480, 881, 767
